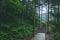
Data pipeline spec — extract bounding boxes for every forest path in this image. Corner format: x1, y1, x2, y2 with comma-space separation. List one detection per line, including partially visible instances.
31, 25, 46, 40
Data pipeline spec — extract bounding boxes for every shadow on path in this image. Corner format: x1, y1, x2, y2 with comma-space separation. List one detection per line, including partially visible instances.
31, 24, 46, 40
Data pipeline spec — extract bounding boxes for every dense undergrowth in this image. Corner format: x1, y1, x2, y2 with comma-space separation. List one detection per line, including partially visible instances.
0, 0, 40, 40
49, 13, 60, 40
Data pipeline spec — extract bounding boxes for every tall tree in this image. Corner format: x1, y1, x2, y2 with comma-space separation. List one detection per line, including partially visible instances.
0, 0, 40, 40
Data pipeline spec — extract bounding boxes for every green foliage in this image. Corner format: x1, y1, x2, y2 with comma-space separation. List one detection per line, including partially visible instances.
50, 11, 60, 40
54, 32, 60, 40
0, 0, 40, 40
